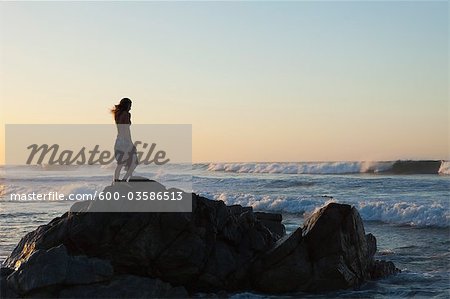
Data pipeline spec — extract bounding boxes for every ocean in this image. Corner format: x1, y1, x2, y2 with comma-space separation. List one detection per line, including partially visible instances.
1, 161, 449, 298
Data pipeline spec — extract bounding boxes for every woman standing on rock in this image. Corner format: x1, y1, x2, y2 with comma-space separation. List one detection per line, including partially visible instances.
111, 97, 138, 182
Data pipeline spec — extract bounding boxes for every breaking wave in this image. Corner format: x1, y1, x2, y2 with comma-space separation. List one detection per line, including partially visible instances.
207, 160, 447, 175
198, 191, 450, 228
438, 161, 450, 175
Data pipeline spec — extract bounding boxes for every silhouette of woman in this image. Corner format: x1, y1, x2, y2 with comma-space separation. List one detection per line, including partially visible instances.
111, 98, 138, 182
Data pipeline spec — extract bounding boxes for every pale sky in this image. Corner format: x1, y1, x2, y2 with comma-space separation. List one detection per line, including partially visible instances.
0, 1, 448, 163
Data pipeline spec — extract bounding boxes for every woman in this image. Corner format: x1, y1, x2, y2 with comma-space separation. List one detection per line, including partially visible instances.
111, 98, 138, 182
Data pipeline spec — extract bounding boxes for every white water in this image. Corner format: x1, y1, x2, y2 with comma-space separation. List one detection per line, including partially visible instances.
2, 163, 449, 227
207, 161, 394, 174
438, 161, 450, 175
207, 161, 448, 175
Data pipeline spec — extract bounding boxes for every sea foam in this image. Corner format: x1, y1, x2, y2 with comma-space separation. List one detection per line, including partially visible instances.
438, 161, 450, 175
199, 191, 450, 228
207, 161, 447, 175
207, 161, 394, 174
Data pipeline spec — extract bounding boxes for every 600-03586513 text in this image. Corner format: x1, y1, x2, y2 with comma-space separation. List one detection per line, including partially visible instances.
98, 191, 184, 201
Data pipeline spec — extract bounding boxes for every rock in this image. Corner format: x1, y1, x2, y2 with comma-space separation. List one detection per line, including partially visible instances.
252, 228, 312, 292
70, 178, 183, 213
65, 255, 114, 285
6, 244, 113, 295
7, 245, 69, 294
366, 233, 377, 258
254, 212, 286, 238
3, 244, 184, 298
301, 203, 374, 291
59, 275, 188, 298
370, 260, 401, 279
1, 267, 14, 277
261, 227, 305, 268
1, 267, 18, 298
252, 202, 399, 293
227, 205, 252, 216
2, 179, 399, 296
3, 179, 280, 293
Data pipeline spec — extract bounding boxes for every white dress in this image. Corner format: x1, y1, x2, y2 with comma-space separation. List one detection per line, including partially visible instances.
114, 118, 136, 165
114, 135, 134, 164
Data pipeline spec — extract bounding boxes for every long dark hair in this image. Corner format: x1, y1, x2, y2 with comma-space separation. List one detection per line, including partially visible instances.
111, 98, 132, 122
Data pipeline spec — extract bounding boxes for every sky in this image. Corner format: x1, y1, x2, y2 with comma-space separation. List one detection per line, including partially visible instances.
0, 1, 448, 163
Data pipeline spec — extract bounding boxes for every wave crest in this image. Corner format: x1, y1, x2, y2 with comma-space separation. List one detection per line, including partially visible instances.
207, 161, 393, 174
207, 161, 447, 175
438, 161, 450, 175
198, 191, 449, 228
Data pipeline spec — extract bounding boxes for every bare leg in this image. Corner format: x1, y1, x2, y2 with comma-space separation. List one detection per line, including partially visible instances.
122, 155, 138, 181
114, 163, 124, 181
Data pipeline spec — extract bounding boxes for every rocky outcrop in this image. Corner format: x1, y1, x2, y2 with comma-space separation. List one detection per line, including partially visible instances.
1, 178, 399, 298
1, 245, 186, 298
251, 203, 400, 293
7, 244, 113, 295
59, 275, 188, 299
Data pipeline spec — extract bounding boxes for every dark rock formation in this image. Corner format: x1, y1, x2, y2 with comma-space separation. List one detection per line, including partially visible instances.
59, 275, 188, 299
251, 203, 400, 293
254, 212, 286, 239
370, 260, 400, 280
1, 267, 18, 299
1, 179, 399, 298
7, 244, 113, 295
